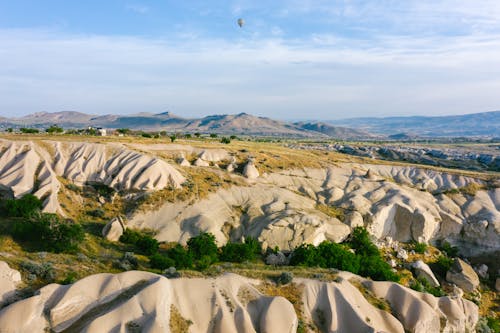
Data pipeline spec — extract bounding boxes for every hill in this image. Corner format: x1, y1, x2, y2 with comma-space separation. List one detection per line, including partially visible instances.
333, 111, 500, 137
1, 111, 366, 138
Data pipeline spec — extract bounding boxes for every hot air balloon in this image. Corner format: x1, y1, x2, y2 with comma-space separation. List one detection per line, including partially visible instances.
237, 18, 245, 28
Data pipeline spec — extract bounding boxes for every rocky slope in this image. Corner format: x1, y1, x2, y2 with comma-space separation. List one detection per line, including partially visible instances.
333, 110, 500, 137
1, 139, 498, 255
130, 161, 499, 256
0, 262, 478, 333
0, 139, 185, 214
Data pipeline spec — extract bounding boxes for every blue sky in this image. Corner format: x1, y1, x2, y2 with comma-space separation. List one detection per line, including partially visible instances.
1, 1, 500, 120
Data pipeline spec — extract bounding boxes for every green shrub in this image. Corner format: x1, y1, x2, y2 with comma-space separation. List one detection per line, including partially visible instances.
219, 237, 261, 263
276, 272, 294, 285
164, 244, 193, 269
0, 194, 42, 218
289, 243, 322, 267
61, 272, 78, 285
346, 227, 379, 256
119, 229, 159, 255
46, 125, 64, 134
289, 228, 399, 282
187, 232, 218, 268
11, 213, 84, 253
20, 127, 39, 134
413, 242, 428, 254
149, 253, 175, 270
439, 241, 459, 257
319, 242, 361, 273
220, 137, 231, 144
431, 255, 454, 278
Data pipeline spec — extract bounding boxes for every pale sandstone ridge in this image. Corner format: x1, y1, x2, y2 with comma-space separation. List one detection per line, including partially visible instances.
0, 262, 21, 307
130, 165, 499, 254
0, 269, 478, 333
102, 216, 126, 242
0, 139, 185, 214
446, 258, 480, 292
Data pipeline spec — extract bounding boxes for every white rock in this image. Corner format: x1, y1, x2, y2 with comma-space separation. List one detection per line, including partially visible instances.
193, 158, 209, 167
411, 260, 440, 287
0, 261, 21, 306
388, 259, 397, 268
102, 216, 125, 242
178, 157, 190, 167
345, 211, 364, 228
446, 258, 480, 293
397, 249, 408, 261
243, 161, 259, 179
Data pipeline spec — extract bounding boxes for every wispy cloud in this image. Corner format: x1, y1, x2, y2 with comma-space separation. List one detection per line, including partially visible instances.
126, 4, 149, 14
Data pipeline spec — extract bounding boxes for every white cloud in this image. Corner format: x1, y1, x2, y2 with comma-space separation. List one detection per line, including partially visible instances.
126, 4, 149, 14
0, 25, 499, 119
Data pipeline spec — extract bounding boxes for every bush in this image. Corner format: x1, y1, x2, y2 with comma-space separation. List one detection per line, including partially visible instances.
439, 241, 459, 257
413, 242, 427, 254
0, 194, 42, 218
289, 228, 399, 282
164, 244, 193, 269
61, 272, 78, 285
187, 233, 218, 269
219, 237, 260, 263
289, 244, 322, 267
115, 252, 139, 271
346, 227, 379, 256
11, 213, 85, 253
20, 261, 55, 282
46, 125, 64, 134
20, 127, 39, 134
431, 255, 454, 278
119, 229, 159, 255
149, 253, 175, 270
318, 242, 361, 273
220, 137, 231, 144
276, 272, 294, 285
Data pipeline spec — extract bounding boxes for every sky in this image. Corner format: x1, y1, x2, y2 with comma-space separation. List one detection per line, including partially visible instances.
1, 1, 500, 120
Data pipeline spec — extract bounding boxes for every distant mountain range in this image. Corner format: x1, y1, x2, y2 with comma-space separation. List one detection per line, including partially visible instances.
332, 111, 500, 137
0, 111, 372, 139
1, 110, 499, 138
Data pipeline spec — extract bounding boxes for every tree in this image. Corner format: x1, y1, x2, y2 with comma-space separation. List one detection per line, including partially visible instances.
1, 194, 43, 218
170, 134, 177, 143
20, 128, 39, 134
209, 133, 218, 138
46, 125, 64, 134
187, 232, 218, 269
194, 132, 201, 138
220, 137, 231, 144
219, 237, 261, 263
116, 128, 131, 135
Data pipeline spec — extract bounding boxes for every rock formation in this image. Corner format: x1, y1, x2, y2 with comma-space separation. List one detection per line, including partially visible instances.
446, 258, 480, 292
0, 268, 478, 333
0, 262, 21, 307
102, 216, 126, 242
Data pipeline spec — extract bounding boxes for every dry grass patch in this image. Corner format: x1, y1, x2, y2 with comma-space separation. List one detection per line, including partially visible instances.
169, 305, 192, 333
349, 278, 392, 313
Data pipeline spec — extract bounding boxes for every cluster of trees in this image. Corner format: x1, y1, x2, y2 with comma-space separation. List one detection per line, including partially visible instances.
119, 229, 159, 255
289, 227, 399, 282
128, 227, 397, 282
144, 233, 261, 271
0, 194, 85, 253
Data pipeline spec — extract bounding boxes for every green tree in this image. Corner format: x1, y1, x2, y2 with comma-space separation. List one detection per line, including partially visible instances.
1, 194, 43, 218
170, 134, 177, 143
46, 125, 64, 134
187, 232, 218, 269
